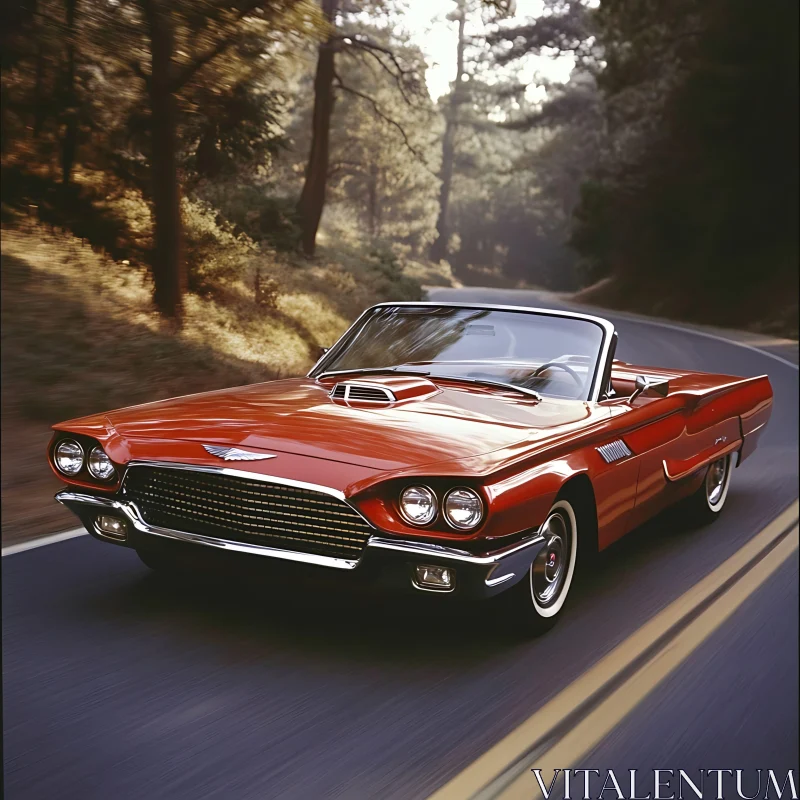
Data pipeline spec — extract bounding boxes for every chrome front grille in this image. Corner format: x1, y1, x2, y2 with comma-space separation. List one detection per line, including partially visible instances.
123, 466, 372, 560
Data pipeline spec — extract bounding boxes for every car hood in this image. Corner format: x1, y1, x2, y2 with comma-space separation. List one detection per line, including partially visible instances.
83, 377, 601, 472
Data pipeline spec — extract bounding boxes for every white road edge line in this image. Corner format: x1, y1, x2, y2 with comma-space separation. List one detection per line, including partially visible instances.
428, 287, 799, 371
2, 308, 796, 557
2, 527, 88, 557
594, 309, 799, 371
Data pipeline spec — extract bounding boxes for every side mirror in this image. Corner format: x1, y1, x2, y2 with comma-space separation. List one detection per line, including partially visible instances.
629, 374, 669, 403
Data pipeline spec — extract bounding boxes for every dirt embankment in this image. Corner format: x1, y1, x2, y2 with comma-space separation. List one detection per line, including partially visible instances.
1, 223, 452, 546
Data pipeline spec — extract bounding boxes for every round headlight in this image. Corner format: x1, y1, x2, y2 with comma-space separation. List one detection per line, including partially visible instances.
88, 446, 116, 481
399, 485, 437, 526
55, 439, 84, 476
444, 488, 484, 530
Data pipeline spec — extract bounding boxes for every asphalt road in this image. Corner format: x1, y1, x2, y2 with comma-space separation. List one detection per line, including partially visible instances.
3, 288, 798, 799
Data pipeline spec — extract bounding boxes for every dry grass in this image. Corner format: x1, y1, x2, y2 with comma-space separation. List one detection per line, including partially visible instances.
0, 220, 435, 544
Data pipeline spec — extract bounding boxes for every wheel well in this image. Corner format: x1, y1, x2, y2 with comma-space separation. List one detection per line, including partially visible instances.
556, 474, 599, 558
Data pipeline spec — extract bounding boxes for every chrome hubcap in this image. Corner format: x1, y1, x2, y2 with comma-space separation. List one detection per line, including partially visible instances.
706, 456, 728, 506
532, 512, 570, 606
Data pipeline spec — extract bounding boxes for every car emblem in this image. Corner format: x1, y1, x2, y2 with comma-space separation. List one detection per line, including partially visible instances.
202, 444, 277, 462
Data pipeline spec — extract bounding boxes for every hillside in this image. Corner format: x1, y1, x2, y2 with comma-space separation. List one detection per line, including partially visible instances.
0, 220, 453, 545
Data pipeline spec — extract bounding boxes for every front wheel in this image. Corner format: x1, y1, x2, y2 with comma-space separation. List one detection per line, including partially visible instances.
683, 454, 732, 525
503, 499, 579, 636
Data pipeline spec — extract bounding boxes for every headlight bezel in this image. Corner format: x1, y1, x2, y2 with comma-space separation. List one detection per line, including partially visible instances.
443, 486, 485, 531
54, 438, 85, 476
398, 484, 438, 527
87, 445, 116, 481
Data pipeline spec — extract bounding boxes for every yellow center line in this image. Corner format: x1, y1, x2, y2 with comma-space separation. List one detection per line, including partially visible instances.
428, 500, 799, 800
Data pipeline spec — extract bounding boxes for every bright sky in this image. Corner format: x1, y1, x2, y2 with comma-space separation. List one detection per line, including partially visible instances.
398, 0, 577, 102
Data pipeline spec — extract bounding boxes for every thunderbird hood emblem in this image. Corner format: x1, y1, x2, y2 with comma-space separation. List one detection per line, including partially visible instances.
203, 444, 277, 462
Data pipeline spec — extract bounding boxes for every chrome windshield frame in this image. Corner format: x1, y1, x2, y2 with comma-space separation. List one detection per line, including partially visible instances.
308, 302, 617, 403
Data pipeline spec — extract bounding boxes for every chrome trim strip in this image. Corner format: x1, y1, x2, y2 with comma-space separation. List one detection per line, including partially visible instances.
308, 301, 616, 403
123, 460, 349, 502
56, 489, 544, 571
662, 441, 740, 482
366, 533, 545, 565
485, 572, 515, 587
744, 419, 768, 437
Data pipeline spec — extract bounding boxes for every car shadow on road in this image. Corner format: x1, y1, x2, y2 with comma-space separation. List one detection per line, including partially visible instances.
78, 484, 767, 671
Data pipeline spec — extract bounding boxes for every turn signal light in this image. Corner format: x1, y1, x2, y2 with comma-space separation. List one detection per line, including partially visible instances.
96, 515, 127, 540
413, 564, 455, 591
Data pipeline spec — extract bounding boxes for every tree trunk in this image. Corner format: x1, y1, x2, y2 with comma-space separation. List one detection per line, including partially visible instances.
61, 0, 78, 186
33, 44, 46, 138
430, 3, 466, 263
367, 161, 379, 238
141, 0, 185, 320
297, 0, 338, 257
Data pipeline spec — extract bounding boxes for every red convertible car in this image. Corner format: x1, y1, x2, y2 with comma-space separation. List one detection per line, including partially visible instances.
49, 303, 773, 633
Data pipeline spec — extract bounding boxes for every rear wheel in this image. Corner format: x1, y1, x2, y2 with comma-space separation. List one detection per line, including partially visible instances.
504, 499, 578, 636
684, 454, 732, 525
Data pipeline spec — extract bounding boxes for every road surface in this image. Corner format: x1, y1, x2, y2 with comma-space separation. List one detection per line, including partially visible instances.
3, 288, 798, 799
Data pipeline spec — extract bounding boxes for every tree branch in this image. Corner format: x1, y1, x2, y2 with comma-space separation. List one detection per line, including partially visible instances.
332, 70, 429, 167
339, 36, 424, 108
170, 0, 266, 91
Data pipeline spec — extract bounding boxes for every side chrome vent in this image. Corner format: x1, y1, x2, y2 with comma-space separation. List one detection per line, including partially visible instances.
597, 439, 633, 464
330, 382, 396, 404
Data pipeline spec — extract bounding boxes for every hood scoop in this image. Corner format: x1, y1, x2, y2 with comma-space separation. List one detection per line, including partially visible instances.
329, 376, 440, 407
330, 382, 395, 404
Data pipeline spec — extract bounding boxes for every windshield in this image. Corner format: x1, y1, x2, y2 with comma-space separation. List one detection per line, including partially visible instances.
314, 306, 608, 401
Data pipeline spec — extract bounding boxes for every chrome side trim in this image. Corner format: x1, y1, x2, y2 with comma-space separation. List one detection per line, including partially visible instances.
662, 440, 740, 482
485, 572, 515, 587
308, 301, 617, 403
744, 419, 768, 437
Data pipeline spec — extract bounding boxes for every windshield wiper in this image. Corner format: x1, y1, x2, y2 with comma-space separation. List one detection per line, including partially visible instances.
316, 368, 542, 401
433, 375, 542, 401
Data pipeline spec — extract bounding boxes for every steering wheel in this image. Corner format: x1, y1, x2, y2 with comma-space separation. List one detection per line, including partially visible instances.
529, 361, 585, 395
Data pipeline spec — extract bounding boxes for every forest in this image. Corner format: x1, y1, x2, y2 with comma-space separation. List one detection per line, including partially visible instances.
2, 0, 796, 536
3, 0, 798, 324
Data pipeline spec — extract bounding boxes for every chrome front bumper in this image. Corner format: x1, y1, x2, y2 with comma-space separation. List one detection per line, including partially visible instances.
56, 490, 546, 597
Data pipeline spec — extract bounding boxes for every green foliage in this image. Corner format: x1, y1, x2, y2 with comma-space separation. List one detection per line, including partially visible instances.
569, 0, 799, 326
198, 182, 303, 250
182, 198, 259, 294
362, 244, 425, 302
